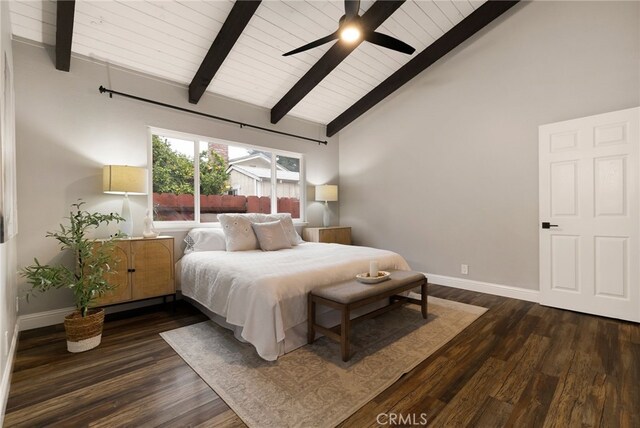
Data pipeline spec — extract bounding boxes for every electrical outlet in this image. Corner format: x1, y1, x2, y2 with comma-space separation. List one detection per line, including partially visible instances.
461, 264, 469, 275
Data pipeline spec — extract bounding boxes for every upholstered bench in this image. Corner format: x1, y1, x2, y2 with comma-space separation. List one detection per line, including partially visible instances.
308, 270, 428, 361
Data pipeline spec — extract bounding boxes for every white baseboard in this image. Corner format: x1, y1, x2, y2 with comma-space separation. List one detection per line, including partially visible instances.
427, 273, 539, 303
18, 297, 170, 331
18, 306, 75, 332
0, 322, 20, 425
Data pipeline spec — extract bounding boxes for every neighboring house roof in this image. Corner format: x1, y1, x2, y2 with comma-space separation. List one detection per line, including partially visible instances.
227, 165, 299, 182
229, 153, 291, 172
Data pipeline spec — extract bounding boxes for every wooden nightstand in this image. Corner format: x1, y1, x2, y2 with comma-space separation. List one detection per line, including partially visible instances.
303, 226, 352, 245
94, 236, 175, 306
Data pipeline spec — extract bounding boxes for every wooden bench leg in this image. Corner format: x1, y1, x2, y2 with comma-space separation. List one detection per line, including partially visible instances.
308, 294, 316, 344
421, 281, 428, 319
341, 305, 350, 362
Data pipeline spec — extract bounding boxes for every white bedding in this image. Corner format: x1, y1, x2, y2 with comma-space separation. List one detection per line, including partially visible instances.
180, 242, 411, 360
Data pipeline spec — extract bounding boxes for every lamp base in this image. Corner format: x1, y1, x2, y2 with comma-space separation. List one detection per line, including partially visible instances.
322, 201, 331, 227
120, 194, 133, 237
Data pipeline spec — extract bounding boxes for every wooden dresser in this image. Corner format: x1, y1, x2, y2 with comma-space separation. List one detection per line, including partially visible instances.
94, 236, 175, 306
303, 226, 351, 245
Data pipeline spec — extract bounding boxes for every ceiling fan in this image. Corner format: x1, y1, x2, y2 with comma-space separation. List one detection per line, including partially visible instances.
283, 0, 416, 57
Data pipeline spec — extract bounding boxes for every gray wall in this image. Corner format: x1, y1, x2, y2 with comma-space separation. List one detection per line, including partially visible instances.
0, 0, 17, 414
339, 1, 640, 290
14, 40, 339, 315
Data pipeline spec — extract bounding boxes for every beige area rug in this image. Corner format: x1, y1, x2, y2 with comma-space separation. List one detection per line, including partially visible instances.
161, 297, 487, 428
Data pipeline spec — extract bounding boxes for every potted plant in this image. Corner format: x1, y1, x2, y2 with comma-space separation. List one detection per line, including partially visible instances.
21, 201, 123, 352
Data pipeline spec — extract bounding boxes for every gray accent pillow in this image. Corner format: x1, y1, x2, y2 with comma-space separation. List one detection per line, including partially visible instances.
218, 214, 260, 251
264, 213, 303, 245
252, 221, 292, 251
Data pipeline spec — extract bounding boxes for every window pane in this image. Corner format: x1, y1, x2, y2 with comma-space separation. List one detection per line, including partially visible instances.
276, 155, 301, 219
151, 135, 195, 221
151, 130, 305, 224
200, 144, 273, 222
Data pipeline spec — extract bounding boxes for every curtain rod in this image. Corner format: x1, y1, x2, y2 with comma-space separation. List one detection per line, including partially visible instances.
98, 86, 328, 146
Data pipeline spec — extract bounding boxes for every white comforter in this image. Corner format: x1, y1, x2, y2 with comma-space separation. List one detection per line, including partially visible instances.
180, 242, 411, 360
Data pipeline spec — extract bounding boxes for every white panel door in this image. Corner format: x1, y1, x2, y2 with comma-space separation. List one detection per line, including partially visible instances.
539, 107, 640, 322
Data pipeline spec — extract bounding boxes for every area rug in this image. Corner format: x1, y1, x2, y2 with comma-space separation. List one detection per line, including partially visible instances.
161, 297, 487, 428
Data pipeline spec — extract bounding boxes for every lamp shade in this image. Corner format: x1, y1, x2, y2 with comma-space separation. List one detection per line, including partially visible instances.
315, 184, 338, 202
103, 165, 147, 195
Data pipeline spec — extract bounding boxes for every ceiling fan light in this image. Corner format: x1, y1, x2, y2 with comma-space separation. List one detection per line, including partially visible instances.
340, 26, 361, 43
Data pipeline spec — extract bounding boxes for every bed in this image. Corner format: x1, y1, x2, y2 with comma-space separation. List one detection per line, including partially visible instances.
178, 240, 411, 361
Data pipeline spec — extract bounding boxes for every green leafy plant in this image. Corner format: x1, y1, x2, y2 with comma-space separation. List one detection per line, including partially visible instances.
152, 135, 230, 196
21, 201, 124, 317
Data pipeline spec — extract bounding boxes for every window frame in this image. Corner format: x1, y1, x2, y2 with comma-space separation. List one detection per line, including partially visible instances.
147, 127, 306, 230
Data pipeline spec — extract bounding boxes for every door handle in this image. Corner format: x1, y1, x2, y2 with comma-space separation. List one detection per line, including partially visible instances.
541, 222, 559, 229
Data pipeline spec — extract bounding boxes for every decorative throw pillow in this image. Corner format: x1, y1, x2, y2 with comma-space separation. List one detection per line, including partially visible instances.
184, 234, 196, 253
252, 221, 292, 251
264, 213, 304, 245
218, 214, 260, 251
184, 228, 227, 254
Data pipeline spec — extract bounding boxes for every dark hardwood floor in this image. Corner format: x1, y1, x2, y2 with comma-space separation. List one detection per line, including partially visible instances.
5, 285, 639, 427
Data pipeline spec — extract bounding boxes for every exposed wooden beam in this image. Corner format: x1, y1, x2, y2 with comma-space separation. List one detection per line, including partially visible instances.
189, 0, 262, 104
55, 0, 75, 71
326, 1, 520, 137
270, 0, 405, 124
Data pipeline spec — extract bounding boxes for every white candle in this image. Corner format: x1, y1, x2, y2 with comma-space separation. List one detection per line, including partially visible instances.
369, 261, 379, 278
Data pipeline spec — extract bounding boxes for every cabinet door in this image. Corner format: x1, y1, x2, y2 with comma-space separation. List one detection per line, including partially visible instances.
334, 228, 351, 245
320, 228, 351, 245
94, 241, 132, 305
131, 239, 174, 299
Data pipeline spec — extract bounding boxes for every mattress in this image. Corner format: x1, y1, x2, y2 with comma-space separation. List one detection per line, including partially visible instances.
179, 242, 411, 360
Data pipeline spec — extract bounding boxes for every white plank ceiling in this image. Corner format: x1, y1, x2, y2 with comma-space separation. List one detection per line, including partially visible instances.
10, 0, 486, 125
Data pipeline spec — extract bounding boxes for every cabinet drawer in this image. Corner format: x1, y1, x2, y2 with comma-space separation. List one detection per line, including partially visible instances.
303, 227, 351, 245
319, 229, 351, 245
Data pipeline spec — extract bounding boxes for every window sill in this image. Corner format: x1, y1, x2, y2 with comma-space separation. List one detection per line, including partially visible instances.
154, 220, 308, 232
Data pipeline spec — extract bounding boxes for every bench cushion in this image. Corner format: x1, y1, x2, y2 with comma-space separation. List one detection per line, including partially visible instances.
311, 270, 426, 304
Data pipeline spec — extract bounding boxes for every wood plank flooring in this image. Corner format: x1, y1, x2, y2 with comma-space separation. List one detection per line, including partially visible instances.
5, 285, 639, 427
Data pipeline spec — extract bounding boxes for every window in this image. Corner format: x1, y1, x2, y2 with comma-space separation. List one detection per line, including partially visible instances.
150, 129, 304, 225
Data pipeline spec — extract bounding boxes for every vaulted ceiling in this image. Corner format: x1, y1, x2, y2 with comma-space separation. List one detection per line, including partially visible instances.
9, 0, 518, 136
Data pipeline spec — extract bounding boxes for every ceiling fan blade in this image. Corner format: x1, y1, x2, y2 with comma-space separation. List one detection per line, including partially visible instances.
365, 31, 416, 55
344, 0, 361, 19
283, 32, 339, 56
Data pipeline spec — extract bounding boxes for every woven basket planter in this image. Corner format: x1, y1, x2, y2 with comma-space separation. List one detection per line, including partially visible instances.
63, 308, 105, 353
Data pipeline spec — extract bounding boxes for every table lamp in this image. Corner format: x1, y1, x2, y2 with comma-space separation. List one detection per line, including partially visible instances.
103, 165, 147, 237
315, 184, 338, 227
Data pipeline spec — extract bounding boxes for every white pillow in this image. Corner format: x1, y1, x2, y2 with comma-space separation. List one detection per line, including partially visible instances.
184, 228, 227, 253
252, 221, 292, 251
218, 214, 260, 251
263, 213, 303, 246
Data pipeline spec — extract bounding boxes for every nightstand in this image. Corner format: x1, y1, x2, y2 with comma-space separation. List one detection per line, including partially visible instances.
93, 236, 175, 306
303, 226, 351, 245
